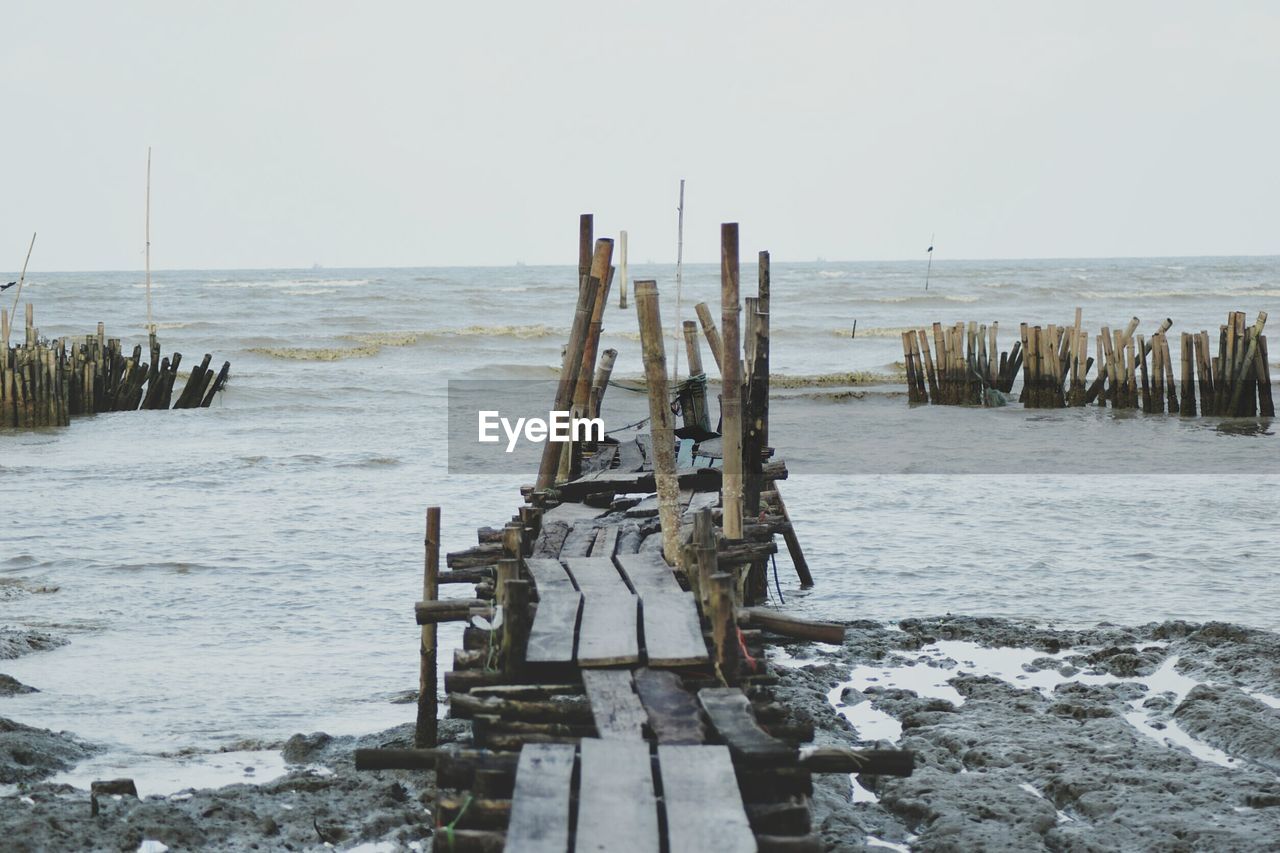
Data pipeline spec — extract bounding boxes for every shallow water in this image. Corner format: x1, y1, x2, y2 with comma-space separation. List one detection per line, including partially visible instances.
2, 256, 1278, 776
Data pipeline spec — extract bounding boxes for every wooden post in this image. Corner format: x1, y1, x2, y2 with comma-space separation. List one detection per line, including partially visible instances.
618, 229, 629, 309
720, 224, 744, 540
709, 572, 739, 685
590, 348, 617, 419
1180, 332, 1197, 416
683, 321, 704, 376
535, 237, 608, 490
1228, 312, 1268, 416
572, 264, 616, 423
500, 580, 531, 677
635, 281, 682, 565
1258, 335, 1275, 417
694, 302, 724, 373
692, 507, 716, 612
416, 506, 441, 748
744, 300, 768, 514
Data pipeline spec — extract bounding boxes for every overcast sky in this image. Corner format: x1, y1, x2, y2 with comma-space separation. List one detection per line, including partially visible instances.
2, 1, 1277, 271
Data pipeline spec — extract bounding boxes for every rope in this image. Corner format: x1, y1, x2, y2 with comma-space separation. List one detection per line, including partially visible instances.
771, 552, 785, 605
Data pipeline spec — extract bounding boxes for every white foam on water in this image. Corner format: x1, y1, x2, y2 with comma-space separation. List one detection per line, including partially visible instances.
137, 842, 170, 853
50, 749, 290, 797
826, 641, 1246, 770
866, 835, 913, 851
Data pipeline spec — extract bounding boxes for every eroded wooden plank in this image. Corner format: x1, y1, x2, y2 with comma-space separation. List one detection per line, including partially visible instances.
676, 438, 694, 470
659, 744, 756, 853
542, 501, 605, 526
614, 438, 644, 473
525, 558, 581, 663
582, 669, 648, 740
565, 557, 639, 667
576, 739, 659, 853
559, 522, 601, 558
506, 743, 576, 853
590, 525, 619, 558
615, 552, 684, 596
640, 593, 708, 667
532, 520, 571, 559
634, 668, 705, 745
697, 688, 796, 766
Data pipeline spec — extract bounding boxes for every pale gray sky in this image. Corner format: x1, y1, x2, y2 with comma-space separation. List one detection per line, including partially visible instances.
2, 1, 1277, 271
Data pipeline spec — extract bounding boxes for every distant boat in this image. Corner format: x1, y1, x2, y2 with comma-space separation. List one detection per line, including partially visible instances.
311, 262, 324, 270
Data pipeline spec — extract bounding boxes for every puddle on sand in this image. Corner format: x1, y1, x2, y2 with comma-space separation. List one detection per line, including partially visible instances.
50, 749, 290, 797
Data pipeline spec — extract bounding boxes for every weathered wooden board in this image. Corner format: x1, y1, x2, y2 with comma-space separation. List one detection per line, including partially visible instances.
614, 438, 645, 473
559, 522, 601, 558
541, 501, 605, 526
659, 744, 757, 853
557, 468, 720, 501
681, 490, 719, 521
576, 739, 660, 853
634, 668, 706, 745
532, 520, 571, 559
697, 687, 796, 766
695, 436, 722, 459
636, 432, 654, 468
591, 525, 619, 558
582, 669, 648, 740
505, 743, 577, 853
525, 558, 582, 664
676, 438, 694, 470
615, 552, 684, 596
639, 593, 708, 667
615, 521, 644, 555
565, 557, 640, 666
581, 442, 619, 475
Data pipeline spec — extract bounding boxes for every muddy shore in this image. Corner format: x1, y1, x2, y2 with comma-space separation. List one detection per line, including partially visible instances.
2, 616, 1278, 851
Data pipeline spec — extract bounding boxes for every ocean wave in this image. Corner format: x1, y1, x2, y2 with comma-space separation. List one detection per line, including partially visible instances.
247, 344, 380, 361
771, 371, 906, 388
829, 325, 915, 339
206, 278, 370, 289
870, 294, 979, 304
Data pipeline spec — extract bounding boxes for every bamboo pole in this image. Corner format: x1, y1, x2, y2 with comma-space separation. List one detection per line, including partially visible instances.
5, 232, 36, 347
145, 149, 154, 331
1228, 311, 1267, 415
535, 237, 609, 491
417, 507, 441, 747
695, 302, 723, 373
674, 178, 685, 383
720, 223, 744, 540
635, 280, 682, 565
683, 321, 704, 376
589, 348, 617, 420
618, 230, 628, 309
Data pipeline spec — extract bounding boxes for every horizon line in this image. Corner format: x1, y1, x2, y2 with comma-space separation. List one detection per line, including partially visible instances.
9, 251, 1280, 276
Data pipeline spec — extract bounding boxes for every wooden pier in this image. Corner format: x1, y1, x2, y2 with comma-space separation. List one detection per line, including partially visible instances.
356, 218, 912, 851
901, 310, 1274, 416
0, 306, 230, 428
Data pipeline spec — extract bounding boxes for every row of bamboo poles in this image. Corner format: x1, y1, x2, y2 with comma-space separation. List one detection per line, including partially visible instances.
1, 305, 230, 428
901, 309, 1274, 417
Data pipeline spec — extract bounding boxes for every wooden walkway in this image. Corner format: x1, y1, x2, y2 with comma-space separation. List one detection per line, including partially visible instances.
354, 218, 911, 851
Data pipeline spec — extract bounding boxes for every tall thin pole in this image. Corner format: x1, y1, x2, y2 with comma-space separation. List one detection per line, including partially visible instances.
673, 178, 685, 383
5, 232, 37, 346
145, 147, 154, 331
618, 230, 629, 309
923, 233, 934, 292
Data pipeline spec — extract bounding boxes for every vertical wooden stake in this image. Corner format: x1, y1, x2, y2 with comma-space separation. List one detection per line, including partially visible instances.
635, 280, 682, 565
416, 506, 441, 748
683, 321, 704, 376
618, 229, 629, 309
720, 224, 744, 540
501, 580, 531, 678
709, 572, 739, 685
590, 348, 618, 420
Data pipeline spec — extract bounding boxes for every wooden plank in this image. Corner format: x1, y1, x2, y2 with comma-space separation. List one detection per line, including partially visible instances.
565, 557, 640, 666
557, 468, 721, 501
615, 552, 684, 596
582, 669, 648, 740
640, 593, 708, 667
681, 491, 719, 522
659, 745, 756, 853
542, 501, 604, 526
576, 739, 660, 853
636, 432, 654, 468
697, 688, 796, 766
525, 558, 582, 664
624, 493, 660, 518
676, 438, 694, 470
532, 520, 571, 559
634, 668, 706, 744
591, 525, 619, 558
505, 743, 576, 853
559, 522, 600, 558
581, 442, 619, 475
614, 438, 644, 473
